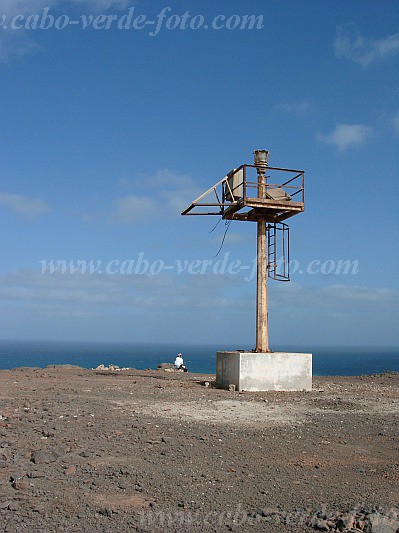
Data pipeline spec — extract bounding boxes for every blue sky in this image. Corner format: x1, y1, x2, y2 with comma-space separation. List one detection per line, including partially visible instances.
0, 0, 398, 347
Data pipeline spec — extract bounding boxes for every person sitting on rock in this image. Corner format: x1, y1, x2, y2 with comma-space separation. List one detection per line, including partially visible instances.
174, 353, 188, 372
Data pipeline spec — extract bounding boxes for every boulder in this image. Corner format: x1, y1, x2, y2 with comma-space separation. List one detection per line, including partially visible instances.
157, 363, 176, 371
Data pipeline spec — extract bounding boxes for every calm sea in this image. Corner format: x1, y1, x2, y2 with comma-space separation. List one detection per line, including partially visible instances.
0, 340, 398, 376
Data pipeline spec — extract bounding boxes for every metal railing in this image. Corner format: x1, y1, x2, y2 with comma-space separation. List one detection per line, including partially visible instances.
181, 164, 304, 216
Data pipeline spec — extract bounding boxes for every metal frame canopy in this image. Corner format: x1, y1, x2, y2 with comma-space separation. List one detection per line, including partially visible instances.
181, 150, 305, 353
181, 163, 304, 223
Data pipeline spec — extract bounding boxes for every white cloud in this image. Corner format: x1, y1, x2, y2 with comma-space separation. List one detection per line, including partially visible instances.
0, 1, 51, 16
1, 268, 398, 344
317, 123, 373, 152
107, 169, 202, 225
268, 283, 399, 345
0, 30, 39, 61
72, 0, 130, 9
0, 191, 50, 219
0, 0, 129, 16
0, 2, 54, 61
144, 169, 202, 213
0, 267, 249, 342
335, 24, 399, 67
277, 282, 397, 304
3, 269, 398, 315
159, 170, 204, 214
0, 0, 129, 60
110, 196, 159, 224
0, 268, 240, 313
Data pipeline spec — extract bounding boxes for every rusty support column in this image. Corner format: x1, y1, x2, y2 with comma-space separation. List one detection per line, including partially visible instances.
256, 216, 269, 352
254, 149, 270, 353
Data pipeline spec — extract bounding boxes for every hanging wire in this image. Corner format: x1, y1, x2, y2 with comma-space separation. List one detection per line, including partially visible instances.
209, 217, 222, 234
213, 220, 232, 258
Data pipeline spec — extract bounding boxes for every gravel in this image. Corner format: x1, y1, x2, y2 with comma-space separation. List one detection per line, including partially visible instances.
0, 366, 398, 532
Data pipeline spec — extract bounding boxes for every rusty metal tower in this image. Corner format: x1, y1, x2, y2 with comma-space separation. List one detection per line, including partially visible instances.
182, 149, 305, 354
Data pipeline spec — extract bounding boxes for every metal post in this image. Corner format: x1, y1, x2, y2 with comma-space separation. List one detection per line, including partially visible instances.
254, 149, 270, 353
256, 216, 269, 352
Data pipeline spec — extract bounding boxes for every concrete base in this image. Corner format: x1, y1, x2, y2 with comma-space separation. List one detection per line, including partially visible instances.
216, 351, 312, 391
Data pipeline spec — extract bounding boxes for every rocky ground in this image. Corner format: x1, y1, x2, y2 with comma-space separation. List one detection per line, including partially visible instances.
0, 366, 398, 532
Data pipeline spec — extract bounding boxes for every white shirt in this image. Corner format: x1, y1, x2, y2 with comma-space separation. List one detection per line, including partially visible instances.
174, 356, 183, 367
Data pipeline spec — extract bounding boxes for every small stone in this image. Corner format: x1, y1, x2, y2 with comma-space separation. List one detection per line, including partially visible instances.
99, 508, 112, 517
64, 466, 76, 475
204, 382, 210, 388
228, 384, 236, 392
261, 508, 280, 517
27, 470, 46, 479
8, 502, 19, 511
31, 449, 61, 464
336, 513, 355, 530
0, 501, 11, 509
11, 478, 27, 491
158, 363, 174, 370
314, 518, 329, 531
368, 512, 398, 533
79, 451, 90, 458
32, 505, 46, 515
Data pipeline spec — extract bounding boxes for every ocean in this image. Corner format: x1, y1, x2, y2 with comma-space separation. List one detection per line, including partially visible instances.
0, 340, 398, 376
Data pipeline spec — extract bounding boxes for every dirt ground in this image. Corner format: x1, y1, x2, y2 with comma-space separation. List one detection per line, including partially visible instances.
0, 366, 398, 532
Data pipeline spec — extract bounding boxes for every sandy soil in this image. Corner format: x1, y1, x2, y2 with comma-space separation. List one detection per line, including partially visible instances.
0, 366, 398, 532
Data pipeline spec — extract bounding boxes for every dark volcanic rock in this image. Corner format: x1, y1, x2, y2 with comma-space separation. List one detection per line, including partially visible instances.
31, 449, 62, 464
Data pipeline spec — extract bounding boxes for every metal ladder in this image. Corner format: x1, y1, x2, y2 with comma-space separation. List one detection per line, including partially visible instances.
267, 222, 290, 281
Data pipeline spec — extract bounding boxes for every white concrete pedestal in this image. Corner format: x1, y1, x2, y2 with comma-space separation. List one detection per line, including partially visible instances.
216, 351, 312, 391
